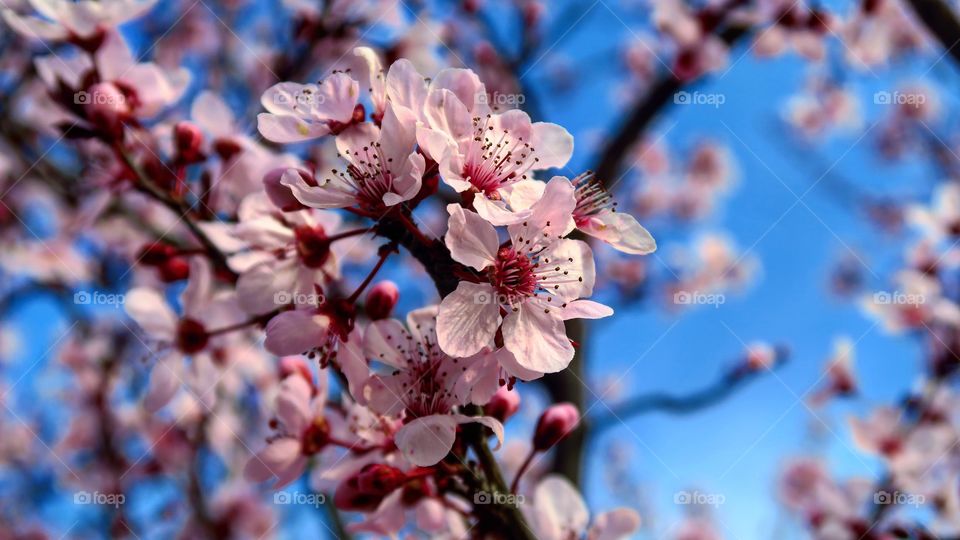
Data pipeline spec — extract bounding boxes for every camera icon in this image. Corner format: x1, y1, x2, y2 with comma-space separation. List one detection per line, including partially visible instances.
874, 491, 892, 504
74, 291, 91, 305
74, 91, 90, 105
873, 291, 892, 305
674, 91, 690, 105
473, 291, 492, 305
274, 291, 292, 304
874, 91, 891, 105
274, 491, 291, 504
674, 491, 691, 504
74, 491, 92, 504
673, 291, 692, 305
474, 491, 491, 505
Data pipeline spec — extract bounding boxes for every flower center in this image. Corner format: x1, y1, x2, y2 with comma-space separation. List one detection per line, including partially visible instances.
294, 225, 331, 268
325, 140, 395, 211
301, 417, 330, 455
571, 172, 615, 223
176, 318, 209, 354
464, 114, 539, 196
490, 246, 538, 303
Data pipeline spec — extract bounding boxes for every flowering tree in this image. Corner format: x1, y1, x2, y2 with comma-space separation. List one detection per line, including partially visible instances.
3, 0, 960, 538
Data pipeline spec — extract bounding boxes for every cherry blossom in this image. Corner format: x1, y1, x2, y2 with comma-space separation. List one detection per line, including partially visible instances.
437, 177, 611, 373
358, 306, 505, 466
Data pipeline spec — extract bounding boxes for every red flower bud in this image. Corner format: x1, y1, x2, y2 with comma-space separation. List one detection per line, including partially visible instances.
174, 121, 204, 163
83, 82, 130, 140
334, 464, 406, 512
176, 318, 209, 354
159, 257, 190, 282
533, 402, 580, 451
137, 242, 176, 266
484, 386, 520, 423
263, 168, 311, 212
365, 281, 399, 320
356, 464, 406, 495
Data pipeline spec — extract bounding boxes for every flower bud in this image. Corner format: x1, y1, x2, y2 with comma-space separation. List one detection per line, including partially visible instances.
356, 464, 407, 495
533, 402, 580, 451
334, 464, 406, 512
484, 386, 520, 423
365, 281, 399, 320
158, 257, 190, 282
137, 242, 176, 266
84, 82, 130, 139
174, 121, 204, 163
263, 168, 311, 212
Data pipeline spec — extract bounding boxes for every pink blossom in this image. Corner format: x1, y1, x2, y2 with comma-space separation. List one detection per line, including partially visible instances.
416, 73, 573, 225
438, 177, 611, 373
359, 306, 504, 466
2, 0, 157, 41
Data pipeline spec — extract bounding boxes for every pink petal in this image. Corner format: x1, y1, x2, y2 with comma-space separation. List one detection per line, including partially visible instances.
445, 205, 499, 270
531, 122, 574, 170
144, 355, 181, 412
125, 288, 177, 341
560, 300, 613, 321
503, 302, 573, 373
394, 415, 458, 466
588, 509, 642, 540
363, 319, 413, 368
276, 375, 312, 434
437, 282, 501, 357
257, 113, 330, 143
264, 310, 330, 356
580, 212, 656, 255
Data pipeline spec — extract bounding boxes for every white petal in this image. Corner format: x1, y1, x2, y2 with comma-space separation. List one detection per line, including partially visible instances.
531, 122, 574, 170
144, 355, 181, 412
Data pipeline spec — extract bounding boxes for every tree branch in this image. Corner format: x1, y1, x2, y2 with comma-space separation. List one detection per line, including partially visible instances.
588, 348, 789, 434
905, 0, 960, 68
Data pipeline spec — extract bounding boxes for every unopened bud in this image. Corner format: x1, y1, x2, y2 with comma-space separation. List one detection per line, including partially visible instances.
533, 402, 579, 451
365, 281, 399, 320
85, 82, 129, 138
484, 386, 520, 423
356, 464, 406, 495
174, 122, 204, 163
158, 257, 190, 282
137, 242, 176, 266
